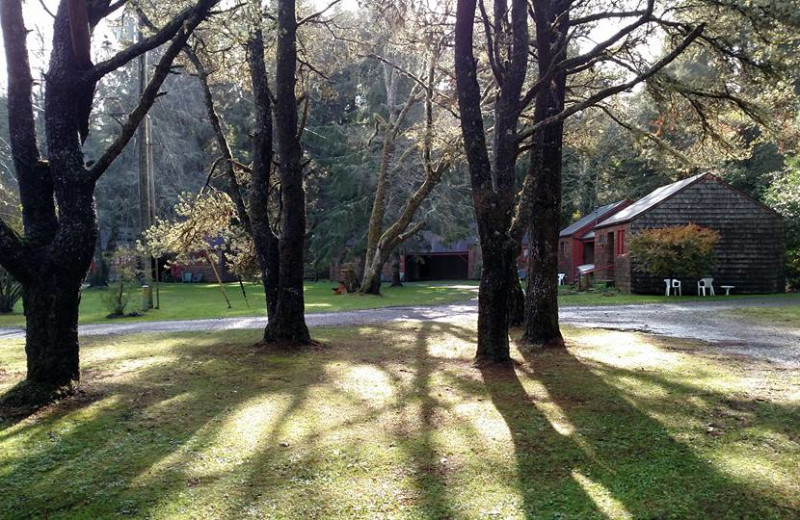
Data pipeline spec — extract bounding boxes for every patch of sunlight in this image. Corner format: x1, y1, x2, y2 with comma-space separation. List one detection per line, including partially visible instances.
574, 330, 680, 370
143, 392, 195, 415
427, 334, 472, 359
217, 397, 286, 450
305, 303, 333, 308
572, 470, 633, 520
0, 395, 121, 464
333, 364, 396, 402
609, 374, 671, 400
439, 284, 478, 290
708, 448, 800, 497
521, 379, 575, 436
470, 411, 512, 443
84, 339, 180, 363
685, 394, 710, 409
108, 355, 178, 377
132, 394, 294, 486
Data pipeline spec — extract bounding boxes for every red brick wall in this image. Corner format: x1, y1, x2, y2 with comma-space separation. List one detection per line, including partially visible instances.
593, 223, 631, 291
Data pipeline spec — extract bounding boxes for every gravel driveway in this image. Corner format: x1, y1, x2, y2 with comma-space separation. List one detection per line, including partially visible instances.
1, 297, 797, 366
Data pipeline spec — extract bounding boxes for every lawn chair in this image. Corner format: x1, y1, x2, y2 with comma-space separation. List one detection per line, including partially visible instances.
697, 277, 715, 296
665, 278, 682, 296
558, 273, 566, 285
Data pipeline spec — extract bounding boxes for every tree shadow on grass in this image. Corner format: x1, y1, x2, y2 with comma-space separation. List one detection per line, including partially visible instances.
477, 340, 797, 519
0, 323, 481, 518
0, 333, 323, 518
0, 381, 99, 427
208, 321, 476, 519
2, 322, 795, 518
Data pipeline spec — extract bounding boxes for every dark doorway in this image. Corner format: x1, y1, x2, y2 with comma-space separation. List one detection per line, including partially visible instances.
405, 253, 469, 281
606, 232, 615, 267
582, 241, 595, 264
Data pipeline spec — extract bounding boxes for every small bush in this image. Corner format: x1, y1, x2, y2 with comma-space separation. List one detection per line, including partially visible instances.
100, 248, 140, 317
629, 224, 721, 279
786, 248, 800, 290
0, 267, 22, 313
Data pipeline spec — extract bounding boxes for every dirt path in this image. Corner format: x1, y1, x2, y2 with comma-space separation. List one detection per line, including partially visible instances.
1, 297, 797, 366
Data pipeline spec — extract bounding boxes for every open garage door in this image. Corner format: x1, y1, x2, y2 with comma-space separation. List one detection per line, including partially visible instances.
405, 253, 469, 281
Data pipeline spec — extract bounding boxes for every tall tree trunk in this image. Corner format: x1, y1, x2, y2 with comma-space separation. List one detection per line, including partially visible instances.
360, 265, 383, 295
360, 129, 395, 296
359, 66, 413, 297
455, 0, 528, 363
264, 0, 310, 344
507, 264, 524, 327
22, 180, 97, 388
246, 30, 281, 322
23, 278, 82, 386
475, 236, 515, 362
0, 0, 217, 400
523, 0, 568, 347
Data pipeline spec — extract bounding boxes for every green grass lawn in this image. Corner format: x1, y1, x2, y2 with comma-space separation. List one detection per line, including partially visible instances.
1, 323, 797, 518
0, 281, 479, 328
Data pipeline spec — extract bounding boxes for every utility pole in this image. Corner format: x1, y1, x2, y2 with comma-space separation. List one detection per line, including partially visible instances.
138, 23, 156, 309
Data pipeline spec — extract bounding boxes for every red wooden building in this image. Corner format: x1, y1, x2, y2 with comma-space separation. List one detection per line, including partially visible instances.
557, 200, 631, 283
592, 173, 785, 294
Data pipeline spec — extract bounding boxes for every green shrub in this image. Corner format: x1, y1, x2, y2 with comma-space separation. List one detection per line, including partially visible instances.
100, 248, 140, 317
629, 224, 721, 279
0, 267, 22, 313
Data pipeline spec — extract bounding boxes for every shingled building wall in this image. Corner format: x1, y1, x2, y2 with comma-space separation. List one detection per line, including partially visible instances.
626, 177, 785, 294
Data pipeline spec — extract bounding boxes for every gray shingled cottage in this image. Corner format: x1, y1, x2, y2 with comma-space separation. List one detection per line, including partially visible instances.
592, 173, 785, 294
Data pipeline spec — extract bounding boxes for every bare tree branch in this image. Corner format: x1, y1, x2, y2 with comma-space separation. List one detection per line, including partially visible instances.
297, 0, 341, 26
37, 0, 56, 18
184, 43, 252, 233
561, 0, 654, 71
89, 0, 218, 180
518, 23, 705, 142
596, 104, 695, 166
84, 0, 216, 82
1, 0, 41, 170
477, 0, 504, 83
571, 8, 648, 26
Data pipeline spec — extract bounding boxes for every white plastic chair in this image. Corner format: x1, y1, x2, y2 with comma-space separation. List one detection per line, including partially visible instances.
671, 279, 682, 296
697, 277, 715, 296
558, 273, 566, 285
664, 279, 672, 296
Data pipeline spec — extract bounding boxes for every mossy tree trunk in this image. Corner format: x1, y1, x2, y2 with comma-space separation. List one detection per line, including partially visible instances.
0, 0, 216, 395
264, 0, 311, 343
522, 0, 568, 348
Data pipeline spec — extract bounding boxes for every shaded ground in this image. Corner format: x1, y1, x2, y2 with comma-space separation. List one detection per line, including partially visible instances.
1, 324, 798, 518
2, 295, 797, 366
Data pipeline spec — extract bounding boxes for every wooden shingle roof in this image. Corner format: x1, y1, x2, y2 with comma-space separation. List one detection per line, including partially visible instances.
596, 173, 707, 228
559, 200, 630, 238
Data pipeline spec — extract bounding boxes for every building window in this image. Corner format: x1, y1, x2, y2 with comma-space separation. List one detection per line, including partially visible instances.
616, 229, 626, 255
